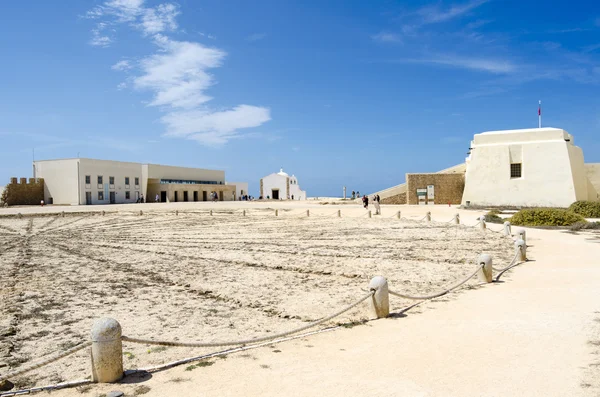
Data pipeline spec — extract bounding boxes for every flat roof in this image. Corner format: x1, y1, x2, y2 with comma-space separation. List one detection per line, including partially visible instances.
33, 158, 223, 171
478, 127, 564, 135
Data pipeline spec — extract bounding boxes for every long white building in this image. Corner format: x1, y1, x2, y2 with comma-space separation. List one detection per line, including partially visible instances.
33, 158, 242, 205
462, 127, 599, 207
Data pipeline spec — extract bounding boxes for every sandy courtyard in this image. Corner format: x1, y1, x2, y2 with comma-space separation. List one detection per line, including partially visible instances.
0, 204, 515, 391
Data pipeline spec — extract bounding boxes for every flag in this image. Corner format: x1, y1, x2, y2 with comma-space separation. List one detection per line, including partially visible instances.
538, 101, 541, 116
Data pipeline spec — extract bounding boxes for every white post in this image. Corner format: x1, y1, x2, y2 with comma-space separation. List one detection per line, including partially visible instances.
538, 100, 542, 128
307, 210, 310, 217
504, 221, 511, 236
91, 318, 123, 383
338, 210, 341, 218
62, 211, 65, 218
454, 213, 460, 225
515, 239, 527, 261
139, 210, 143, 216
343, 186, 346, 200
426, 211, 431, 222
368, 210, 372, 218
275, 209, 278, 217
397, 211, 401, 219
210, 210, 213, 216
477, 254, 493, 283
516, 228, 526, 245
175, 210, 178, 216
243, 210, 246, 217
368, 276, 389, 319
479, 216, 486, 230
102, 211, 105, 216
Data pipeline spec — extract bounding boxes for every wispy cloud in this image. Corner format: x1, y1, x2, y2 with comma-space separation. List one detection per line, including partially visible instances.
87, 2, 271, 146
371, 32, 402, 43
417, 0, 489, 24
402, 54, 517, 74
246, 33, 267, 42
90, 23, 112, 47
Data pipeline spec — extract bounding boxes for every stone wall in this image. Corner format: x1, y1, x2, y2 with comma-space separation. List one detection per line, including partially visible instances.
1, 178, 45, 206
381, 192, 407, 205
406, 173, 464, 205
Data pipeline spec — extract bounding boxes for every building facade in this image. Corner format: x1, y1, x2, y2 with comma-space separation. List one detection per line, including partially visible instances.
227, 182, 249, 199
461, 127, 598, 207
260, 169, 306, 200
33, 158, 239, 205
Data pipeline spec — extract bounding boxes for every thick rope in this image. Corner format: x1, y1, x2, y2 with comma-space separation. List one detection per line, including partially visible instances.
122, 291, 374, 348
491, 251, 519, 273
494, 249, 526, 281
0, 341, 91, 383
0, 379, 92, 397
388, 264, 483, 300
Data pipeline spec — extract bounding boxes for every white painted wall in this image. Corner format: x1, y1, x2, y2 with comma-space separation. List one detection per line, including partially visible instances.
288, 175, 306, 200
79, 159, 142, 205
462, 128, 586, 207
585, 164, 600, 201
261, 170, 306, 200
227, 182, 249, 199
34, 159, 80, 205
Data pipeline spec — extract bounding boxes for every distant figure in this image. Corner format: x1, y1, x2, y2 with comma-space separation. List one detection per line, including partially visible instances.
351, 191, 355, 199
291, 194, 294, 200
40, 200, 44, 207
155, 194, 159, 203
357, 191, 360, 198
362, 195, 368, 209
140, 195, 145, 203
373, 195, 381, 215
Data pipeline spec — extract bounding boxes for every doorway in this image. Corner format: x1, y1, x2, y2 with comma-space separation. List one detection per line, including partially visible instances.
160, 191, 167, 203
219, 191, 223, 201
85, 192, 92, 205
272, 189, 279, 200
202, 191, 207, 201
193, 191, 198, 202
183, 191, 189, 202
109, 192, 116, 204
174, 191, 179, 202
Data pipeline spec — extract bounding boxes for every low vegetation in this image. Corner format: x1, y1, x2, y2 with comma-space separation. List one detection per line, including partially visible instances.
569, 201, 600, 218
569, 221, 600, 231
510, 208, 585, 227
484, 210, 504, 224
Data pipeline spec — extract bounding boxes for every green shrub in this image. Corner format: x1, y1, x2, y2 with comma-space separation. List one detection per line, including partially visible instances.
568, 201, 600, 218
484, 211, 504, 224
510, 208, 585, 227
569, 221, 600, 231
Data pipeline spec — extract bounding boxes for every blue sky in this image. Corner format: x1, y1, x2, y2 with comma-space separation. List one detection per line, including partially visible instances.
1, 0, 599, 197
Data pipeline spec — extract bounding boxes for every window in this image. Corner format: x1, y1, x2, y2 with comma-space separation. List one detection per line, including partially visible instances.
98, 191, 104, 201
125, 191, 130, 199
109, 176, 115, 185
98, 176, 103, 185
125, 177, 130, 185
85, 175, 91, 184
135, 177, 140, 186
510, 163, 522, 178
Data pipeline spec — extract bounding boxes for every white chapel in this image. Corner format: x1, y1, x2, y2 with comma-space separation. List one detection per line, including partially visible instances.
260, 169, 307, 200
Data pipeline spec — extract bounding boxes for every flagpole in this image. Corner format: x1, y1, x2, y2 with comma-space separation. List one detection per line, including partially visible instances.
538, 100, 542, 128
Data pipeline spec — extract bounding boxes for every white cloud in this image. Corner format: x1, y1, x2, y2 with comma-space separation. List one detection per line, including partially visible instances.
417, 0, 489, 24
406, 55, 516, 74
246, 33, 267, 42
90, 30, 112, 47
140, 3, 179, 35
372, 32, 402, 43
117, 82, 128, 90
112, 60, 133, 71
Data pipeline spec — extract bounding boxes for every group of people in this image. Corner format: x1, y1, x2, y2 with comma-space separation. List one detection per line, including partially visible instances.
238, 195, 254, 201
362, 194, 381, 215
350, 190, 361, 200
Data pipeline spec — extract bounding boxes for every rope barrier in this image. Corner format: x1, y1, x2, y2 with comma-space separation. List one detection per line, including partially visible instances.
0, 341, 91, 383
0, 379, 92, 397
388, 264, 483, 301
122, 291, 374, 348
493, 250, 526, 281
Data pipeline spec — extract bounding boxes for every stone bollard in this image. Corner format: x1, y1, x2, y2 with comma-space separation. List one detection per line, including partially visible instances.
307, 210, 310, 217
175, 210, 178, 216
62, 211, 65, 218
243, 210, 246, 217
102, 211, 105, 216
426, 212, 431, 222
504, 221, 511, 236
368, 210, 372, 218
18, 213, 22, 219
397, 211, 401, 219
368, 276, 389, 319
275, 209, 278, 217
454, 213, 460, 225
516, 228, 526, 245
91, 318, 123, 383
515, 239, 527, 261
210, 210, 213, 216
479, 216, 486, 230
338, 210, 341, 218
477, 254, 493, 283
139, 210, 143, 216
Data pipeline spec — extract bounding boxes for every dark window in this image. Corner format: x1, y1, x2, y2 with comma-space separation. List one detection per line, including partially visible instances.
510, 163, 522, 178
125, 177, 130, 185
135, 177, 140, 185
98, 176, 103, 185
98, 191, 104, 200
85, 175, 91, 184
109, 176, 115, 185
125, 191, 130, 199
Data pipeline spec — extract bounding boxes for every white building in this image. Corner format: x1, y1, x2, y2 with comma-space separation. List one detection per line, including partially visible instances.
462, 127, 600, 208
226, 182, 249, 200
33, 158, 241, 205
260, 169, 306, 200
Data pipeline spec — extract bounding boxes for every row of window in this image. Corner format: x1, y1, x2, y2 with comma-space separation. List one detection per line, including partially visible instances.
159, 179, 223, 185
85, 176, 140, 186
97, 191, 132, 200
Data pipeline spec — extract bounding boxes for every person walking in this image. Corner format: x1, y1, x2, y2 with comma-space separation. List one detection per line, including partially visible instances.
362, 194, 368, 209
373, 194, 381, 215
155, 193, 159, 203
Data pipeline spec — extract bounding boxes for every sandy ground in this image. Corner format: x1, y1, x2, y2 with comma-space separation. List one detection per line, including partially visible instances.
1, 202, 598, 396
0, 202, 513, 392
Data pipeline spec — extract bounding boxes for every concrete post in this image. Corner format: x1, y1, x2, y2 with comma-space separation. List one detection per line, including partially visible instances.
102, 211, 105, 216
210, 210, 213, 216
139, 210, 143, 216
515, 239, 527, 261
338, 210, 341, 218
243, 210, 246, 217
368, 210, 372, 218
454, 213, 460, 225
91, 318, 123, 383
368, 276, 389, 319
62, 211, 65, 218
426, 212, 431, 222
504, 221, 511, 236
307, 210, 310, 217
275, 209, 278, 217
397, 211, 401, 219
477, 254, 493, 283
175, 210, 178, 216
516, 229, 526, 245
479, 216, 486, 230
